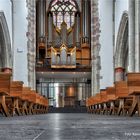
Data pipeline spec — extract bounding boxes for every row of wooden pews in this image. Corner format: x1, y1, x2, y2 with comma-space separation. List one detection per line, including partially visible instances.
86, 73, 140, 117
0, 73, 49, 117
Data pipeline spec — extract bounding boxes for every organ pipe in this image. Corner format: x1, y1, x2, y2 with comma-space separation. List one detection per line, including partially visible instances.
75, 12, 80, 47
47, 12, 53, 47
61, 22, 67, 44
82, 0, 90, 44
37, 0, 46, 38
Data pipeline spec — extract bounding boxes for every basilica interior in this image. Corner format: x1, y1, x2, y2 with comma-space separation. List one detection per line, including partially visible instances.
0, 0, 140, 139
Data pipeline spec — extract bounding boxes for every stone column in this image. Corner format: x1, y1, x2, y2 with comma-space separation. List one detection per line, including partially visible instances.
91, 0, 100, 96
128, 0, 135, 72
135, 0, 140, 72
26, 0, 36, 89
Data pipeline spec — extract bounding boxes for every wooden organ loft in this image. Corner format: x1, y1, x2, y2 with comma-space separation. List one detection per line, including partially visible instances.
36, 0, 91, 108
36, 0, 91, 70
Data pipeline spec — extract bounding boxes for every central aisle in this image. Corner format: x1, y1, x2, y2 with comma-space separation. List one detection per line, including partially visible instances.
0, 113, 140, 140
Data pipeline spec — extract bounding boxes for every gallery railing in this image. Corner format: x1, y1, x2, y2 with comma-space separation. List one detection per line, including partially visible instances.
36, 58, 91, 69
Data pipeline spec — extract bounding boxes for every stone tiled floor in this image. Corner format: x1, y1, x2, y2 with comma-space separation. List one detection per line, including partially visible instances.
0, 113, 140, 140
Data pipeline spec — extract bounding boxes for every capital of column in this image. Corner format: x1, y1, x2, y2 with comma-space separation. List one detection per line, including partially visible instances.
2, 67, 12, 73
115, 67, 125, 81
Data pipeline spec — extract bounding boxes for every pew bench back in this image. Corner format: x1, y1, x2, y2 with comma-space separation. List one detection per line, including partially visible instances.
0, 73, 11, 95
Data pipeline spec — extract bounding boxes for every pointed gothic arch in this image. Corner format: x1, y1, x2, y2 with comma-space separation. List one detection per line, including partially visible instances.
0, 12, 12, 69
115, 12, 128, 70
114, 12, 128, 81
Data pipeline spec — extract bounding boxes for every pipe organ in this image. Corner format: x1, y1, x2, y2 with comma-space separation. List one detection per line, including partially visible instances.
74, 12, 80, 47
36, 0, 91, 69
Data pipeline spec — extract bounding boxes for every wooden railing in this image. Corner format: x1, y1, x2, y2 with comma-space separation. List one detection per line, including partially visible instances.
36, 58, 91, 69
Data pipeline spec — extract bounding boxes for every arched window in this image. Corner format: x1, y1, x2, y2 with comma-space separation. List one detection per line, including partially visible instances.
50, 0, 78, 29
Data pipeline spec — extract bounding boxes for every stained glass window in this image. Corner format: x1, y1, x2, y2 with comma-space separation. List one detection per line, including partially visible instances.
50, 0, 78, 29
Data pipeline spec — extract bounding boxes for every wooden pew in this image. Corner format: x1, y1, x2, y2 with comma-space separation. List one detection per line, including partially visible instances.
28, 90, 39, 115
0, 73, 48, 117
33, 93, 42, 114
0, 73, 11, 117
106, 87, 117, 115
43, 97, 49, 113
92, 93, 101, 114
127, 73, 140, 116
100, 89, 108, 114
115, 81, 133, 116
21, 87, 32, 115
39, 96, 48, 114
22, 90, 47, 115
6, 81, 23, 116
21, 88, 49, 115
86, 98, 91, 113
35, 94, 49, 114
86, 97, 95, 113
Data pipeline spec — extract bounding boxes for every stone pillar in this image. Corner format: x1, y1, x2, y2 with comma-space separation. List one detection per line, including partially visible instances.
128, 0, 135, 72
135, 0, 140, 72
26, 0, 36, 89
115, 67, 125, 81
91, 0, 100, 96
